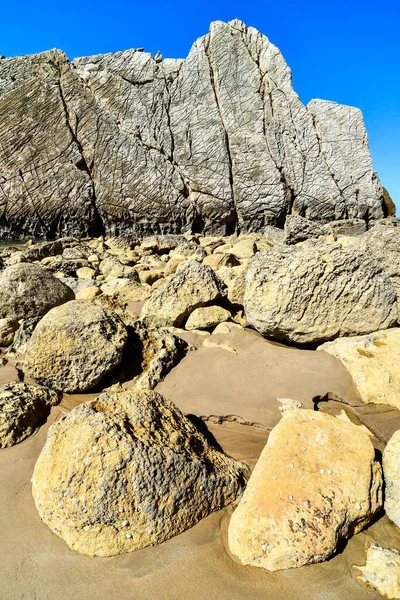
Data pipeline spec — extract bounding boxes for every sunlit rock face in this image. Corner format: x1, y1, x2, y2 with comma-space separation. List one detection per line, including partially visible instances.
0, 20, 384, 238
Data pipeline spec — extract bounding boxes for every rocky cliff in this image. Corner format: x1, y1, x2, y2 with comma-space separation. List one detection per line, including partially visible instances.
0, 19, 384, 238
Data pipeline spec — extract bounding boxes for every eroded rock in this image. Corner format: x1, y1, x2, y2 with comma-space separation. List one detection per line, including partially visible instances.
383, 430, 400, 529
0, 21, 384, 238
185, 306, 231, 330
318, 329, 400, 409
352, 545, 400, 600
141, 260, 224, 327
32, 389, 246, 556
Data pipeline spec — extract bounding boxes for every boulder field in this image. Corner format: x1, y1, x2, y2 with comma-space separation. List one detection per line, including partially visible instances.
0, 221, 400, 599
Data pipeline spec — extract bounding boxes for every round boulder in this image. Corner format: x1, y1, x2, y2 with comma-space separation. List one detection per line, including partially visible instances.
24, 300, 127, 392
32, 389, 246, 556
245, 240, 398, 344
0, 263, 74, 321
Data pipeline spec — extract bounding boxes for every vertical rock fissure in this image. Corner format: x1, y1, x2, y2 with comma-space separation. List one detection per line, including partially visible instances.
57, 75, 105, 236
204, 38, 239, 235
310, 113, 346, 212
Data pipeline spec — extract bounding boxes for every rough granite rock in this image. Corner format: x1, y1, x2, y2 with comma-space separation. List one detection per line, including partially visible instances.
383, 430, 400, 529
244, 241, 398, 344
360, 226, 400, 314
382, 187, 397, 218
24, 300, 127, 392
0, 20, 384, 238
0, 382, 57, 448
352, 545, 400, 599
141, 260, 224, 327
0, 263, 74, 321
318, 329, 400, 409
228, 409, 383, 571
32, 389, 246, 556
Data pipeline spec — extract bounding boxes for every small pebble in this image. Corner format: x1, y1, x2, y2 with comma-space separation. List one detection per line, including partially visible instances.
125, 532, 132, 539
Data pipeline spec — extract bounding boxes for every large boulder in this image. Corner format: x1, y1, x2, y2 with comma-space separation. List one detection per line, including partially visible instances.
141, 261, 224, 327
383, 430, 400, 528
32, 389, 246, 556
244, 241, 398, 344
0, 382, 57, 448
318, 328, 400, 409
24, 300, 127, 392
0, 263, 74, 321
228, 409, 383, 571
0, 21, 383, 238
360, 226, 400, 313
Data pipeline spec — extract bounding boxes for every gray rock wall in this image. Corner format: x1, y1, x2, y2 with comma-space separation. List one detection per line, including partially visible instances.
0, 20, 384, 238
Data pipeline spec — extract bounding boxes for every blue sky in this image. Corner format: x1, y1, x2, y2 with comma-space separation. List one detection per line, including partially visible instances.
1, 0, 399, 211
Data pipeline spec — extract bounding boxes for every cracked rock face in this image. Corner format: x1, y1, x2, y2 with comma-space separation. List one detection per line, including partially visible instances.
32, 389, 246, 556
360, 226, 400, 315
24, 300, 127, 392
244, 240, 398, 344
0, 20, 384, 238
228, 409, 383, 571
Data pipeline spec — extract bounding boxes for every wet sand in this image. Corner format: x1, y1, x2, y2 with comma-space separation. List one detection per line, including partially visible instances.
157, 327, 361, 430
1, 327, 399, 600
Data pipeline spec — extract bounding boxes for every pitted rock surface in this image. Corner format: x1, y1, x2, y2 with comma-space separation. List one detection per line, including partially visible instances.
383, 430, 400, 529
32, 389, 246, 556
360, 226, 400, 314
0, 20, 384, 238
